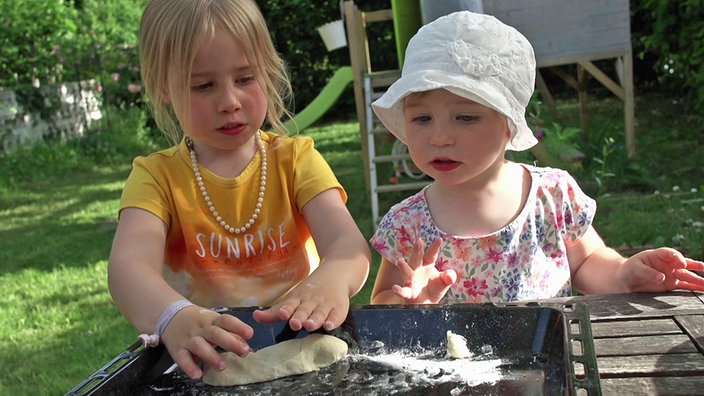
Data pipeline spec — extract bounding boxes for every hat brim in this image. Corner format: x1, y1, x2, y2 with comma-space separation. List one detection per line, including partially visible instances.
372, 70, 537, 151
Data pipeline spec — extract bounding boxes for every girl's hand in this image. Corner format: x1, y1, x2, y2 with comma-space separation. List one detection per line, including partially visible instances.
252, 279, 349, 333
251, 188, 370, 332
160, 306, 254, 380
617, 247, 704, 292
391, 237, 457, 304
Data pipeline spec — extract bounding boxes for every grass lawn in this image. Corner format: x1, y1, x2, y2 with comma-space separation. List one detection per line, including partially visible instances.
0, 93, 702, 394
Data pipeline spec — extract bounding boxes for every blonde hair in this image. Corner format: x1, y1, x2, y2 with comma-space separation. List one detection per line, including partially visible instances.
139, 0, 293, 144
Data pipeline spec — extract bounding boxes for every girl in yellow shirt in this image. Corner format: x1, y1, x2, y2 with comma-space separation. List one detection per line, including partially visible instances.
108, 0, 370, 380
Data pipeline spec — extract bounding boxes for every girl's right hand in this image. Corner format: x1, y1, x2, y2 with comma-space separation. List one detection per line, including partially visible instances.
159, 306, 255, 379
392, 238, 457, 303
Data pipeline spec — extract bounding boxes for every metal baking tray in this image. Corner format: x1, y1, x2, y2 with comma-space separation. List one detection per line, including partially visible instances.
66, 302, 601, 395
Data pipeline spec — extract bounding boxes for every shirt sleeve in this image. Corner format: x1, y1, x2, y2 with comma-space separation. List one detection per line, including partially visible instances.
564, 173, 596, 241
541, 168, 597, 242
119, 155, 173, 224
288, 135, 347, 209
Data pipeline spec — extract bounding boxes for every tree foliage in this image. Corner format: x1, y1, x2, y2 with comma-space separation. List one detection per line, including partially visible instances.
256, 0, 394, 118
631, 0, 704, 110
0, 0, 701, 119
0, 0, 143, 87
0, 0, 79, 85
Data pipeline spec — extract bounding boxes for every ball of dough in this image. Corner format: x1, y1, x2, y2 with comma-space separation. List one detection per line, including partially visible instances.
203, 333, 348, 386
446, 330, 472, 359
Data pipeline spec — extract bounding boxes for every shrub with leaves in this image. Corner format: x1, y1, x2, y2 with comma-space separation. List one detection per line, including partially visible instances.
0, 0, 143, 107
632, 0, 704, 109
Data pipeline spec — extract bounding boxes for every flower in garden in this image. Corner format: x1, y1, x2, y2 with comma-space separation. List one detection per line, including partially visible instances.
127, 84, 142, 93
112, 73, 120, 82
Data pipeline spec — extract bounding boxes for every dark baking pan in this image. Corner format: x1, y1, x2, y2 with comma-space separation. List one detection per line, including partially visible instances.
66, 302, 601, 395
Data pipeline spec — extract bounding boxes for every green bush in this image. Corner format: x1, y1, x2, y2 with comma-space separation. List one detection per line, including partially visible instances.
1, 1, 702, 131
631, 0, 704, 108
0, 106, 159, 192
71, 106, 164, 164
0, 0, 144, 111
0, 0, 79, 86
257, 0, 394, 119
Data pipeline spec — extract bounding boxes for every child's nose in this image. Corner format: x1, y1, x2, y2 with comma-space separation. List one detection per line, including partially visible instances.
429, 124, 454, 146
217, 84, 242, 113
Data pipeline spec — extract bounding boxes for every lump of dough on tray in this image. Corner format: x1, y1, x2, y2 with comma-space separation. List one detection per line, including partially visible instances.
203, 333, 348, 386
446, 330, 472, 359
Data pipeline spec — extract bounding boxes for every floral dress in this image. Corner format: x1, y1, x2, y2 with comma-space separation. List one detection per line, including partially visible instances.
371, 164, 596, 303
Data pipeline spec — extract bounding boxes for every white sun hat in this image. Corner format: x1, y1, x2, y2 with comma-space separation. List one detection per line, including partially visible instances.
372, 11, 538, 151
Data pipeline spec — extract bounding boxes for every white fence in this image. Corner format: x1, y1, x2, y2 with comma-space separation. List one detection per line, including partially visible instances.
0, 80, 102, 152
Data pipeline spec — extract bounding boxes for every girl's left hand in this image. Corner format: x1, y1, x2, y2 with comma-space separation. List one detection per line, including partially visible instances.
617, 247, 704, 292
391, 237, 458, 304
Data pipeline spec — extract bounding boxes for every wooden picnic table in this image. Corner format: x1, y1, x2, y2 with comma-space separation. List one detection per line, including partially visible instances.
540, 291, 704, 395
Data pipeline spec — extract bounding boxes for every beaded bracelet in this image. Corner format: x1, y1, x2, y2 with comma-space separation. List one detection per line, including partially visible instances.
138, 299, 195, 348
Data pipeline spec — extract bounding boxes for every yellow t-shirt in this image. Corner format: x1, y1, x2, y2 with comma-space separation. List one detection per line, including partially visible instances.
119, 131, 346, 308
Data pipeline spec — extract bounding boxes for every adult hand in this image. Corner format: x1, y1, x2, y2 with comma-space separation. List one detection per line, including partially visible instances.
617, 247, 704, 292
160, 306, 254, 379
391, 237, 457, 303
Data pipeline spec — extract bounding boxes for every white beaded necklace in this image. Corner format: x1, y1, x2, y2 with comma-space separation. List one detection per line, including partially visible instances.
186, 131, 267, 234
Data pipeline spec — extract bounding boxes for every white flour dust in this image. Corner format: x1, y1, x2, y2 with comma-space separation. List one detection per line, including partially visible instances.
351, 351, 503, 387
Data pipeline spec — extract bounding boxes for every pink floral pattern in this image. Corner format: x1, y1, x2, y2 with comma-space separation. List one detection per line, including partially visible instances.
371, 165, 596, 303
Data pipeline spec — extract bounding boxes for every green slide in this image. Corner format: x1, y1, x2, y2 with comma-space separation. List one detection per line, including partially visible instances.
391, 0, 422, 68
283, 66, 353, 133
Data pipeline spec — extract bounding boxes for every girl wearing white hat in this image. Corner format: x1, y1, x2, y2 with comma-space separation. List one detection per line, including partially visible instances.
370, 11, 704, 304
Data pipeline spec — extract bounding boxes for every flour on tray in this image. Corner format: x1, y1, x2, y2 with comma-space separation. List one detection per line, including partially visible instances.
351, 351, 503, 387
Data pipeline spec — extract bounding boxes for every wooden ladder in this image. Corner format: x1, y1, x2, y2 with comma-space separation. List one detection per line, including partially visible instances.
343, 1, 430, 223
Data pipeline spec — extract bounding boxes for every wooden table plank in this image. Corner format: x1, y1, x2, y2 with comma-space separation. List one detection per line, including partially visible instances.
591, 318, 682, 337
675, 315, 704, 351
538, 292, 704, 394
594, 334, 696, 356
539, 291, 704, 319
601, 376, 704, 395
597, 353, 704, 376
